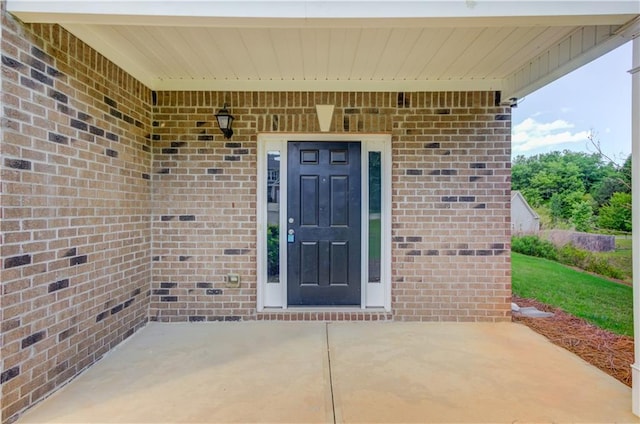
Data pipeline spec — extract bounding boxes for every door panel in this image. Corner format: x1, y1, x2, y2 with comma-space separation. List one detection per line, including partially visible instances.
300, 242, 319, 285
287, 141, 361, 306
300, 176, 319, 226
330, 241, 349, 285
330, 176, 349, 226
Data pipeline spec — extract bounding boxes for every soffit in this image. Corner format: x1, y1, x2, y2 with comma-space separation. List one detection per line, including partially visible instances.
7, 1, 640, 100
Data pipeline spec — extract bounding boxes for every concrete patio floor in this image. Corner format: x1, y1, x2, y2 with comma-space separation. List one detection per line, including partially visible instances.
17, 322, 638, 423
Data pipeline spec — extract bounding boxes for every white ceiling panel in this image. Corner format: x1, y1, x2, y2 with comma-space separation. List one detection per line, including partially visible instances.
326, 28, 356, 80
370, 28, 419, 80
445, 26, 509, 79
411, 28, 456, 80
269, 28, 304, 80
391, 28, 427, 80
173, 27, 223, 79
299, 29, 325, 80
350, 28, 393, 81
238, 29, 281, 80
433, 27, 486, 79
483, 27, 556, 78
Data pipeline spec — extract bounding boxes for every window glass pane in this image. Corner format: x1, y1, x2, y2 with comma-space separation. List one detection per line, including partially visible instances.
368, 151, 381, 283
267, 151, 281, 283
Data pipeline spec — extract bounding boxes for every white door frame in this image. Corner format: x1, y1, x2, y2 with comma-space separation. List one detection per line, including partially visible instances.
257, 133, 391, 311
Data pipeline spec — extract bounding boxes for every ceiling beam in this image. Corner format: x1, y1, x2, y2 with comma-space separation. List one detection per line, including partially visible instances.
149, 77, 504, 93
7, 1, 639, 27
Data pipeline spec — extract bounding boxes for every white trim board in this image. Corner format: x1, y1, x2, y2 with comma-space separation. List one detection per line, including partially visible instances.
8, 1, 638, 23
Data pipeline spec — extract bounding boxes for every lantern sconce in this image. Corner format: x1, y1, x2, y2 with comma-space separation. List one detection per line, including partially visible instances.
215, 103, 234, 139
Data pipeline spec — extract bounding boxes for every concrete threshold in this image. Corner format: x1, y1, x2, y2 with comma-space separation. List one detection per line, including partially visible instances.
17, 322, 638, 423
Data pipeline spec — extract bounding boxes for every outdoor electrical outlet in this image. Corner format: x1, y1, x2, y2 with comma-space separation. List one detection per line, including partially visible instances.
226, 274, 240, 288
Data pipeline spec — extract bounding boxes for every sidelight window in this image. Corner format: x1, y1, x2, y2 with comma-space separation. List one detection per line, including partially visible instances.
266, 151, 281, 283
368, 152, 381, 283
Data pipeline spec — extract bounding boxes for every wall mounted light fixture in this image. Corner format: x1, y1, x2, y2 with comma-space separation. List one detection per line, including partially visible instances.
215, 104, 234, 139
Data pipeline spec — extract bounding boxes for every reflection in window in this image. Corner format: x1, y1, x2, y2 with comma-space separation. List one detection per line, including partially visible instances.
369, 152, 381, 283
267, 151, 280, 282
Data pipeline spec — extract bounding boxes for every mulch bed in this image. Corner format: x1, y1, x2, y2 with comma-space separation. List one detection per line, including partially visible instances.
512, 295, 634, 387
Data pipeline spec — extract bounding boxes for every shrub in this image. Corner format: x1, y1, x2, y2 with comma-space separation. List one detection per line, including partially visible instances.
511, 235, 558, 261
557, 243, 588, 267
513, 235, 626, 281
558, 243, 624, 280
584, 257, 624, 280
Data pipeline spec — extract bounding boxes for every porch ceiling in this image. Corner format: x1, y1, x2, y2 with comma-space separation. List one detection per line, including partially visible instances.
7, 1, 640, 101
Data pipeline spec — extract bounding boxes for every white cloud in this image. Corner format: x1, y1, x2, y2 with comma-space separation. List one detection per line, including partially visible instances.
512, 117, 590, 153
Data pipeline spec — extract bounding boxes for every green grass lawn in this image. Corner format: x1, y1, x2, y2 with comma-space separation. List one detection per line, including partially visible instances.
615, 236, 633, 251
512, 252, 633, 337
369, 217, 381, 260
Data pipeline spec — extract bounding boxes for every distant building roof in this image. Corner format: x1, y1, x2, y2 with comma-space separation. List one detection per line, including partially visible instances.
511, 191, 540, 219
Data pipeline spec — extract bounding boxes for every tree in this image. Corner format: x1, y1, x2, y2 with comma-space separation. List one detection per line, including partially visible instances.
597, 192, 632, 232
550, 191, 584, 222
571, 201, 594, 232
512, 155, 539, 192
530, 161, 584, 202
512, 147, 632, 232
620, 154, 632, 190
587, 132, 631, 194
561, 151, 610, 193
592, 174, 627, 207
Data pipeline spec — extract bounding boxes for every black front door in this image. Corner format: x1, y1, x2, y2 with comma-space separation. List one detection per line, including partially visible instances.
287, 141, 361, 306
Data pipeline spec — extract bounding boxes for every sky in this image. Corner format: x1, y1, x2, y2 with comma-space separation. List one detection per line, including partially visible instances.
511, 41, 633, 164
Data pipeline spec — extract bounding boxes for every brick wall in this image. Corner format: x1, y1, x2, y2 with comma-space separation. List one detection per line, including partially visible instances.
391, 92, 511, 321
0, 10, 152, 423
150, 91, 511, 323
150, 92, 256, 322
1, 9, 511, 423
